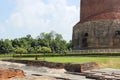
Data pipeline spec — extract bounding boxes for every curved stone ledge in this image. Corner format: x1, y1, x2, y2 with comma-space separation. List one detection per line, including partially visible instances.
73, 49, 120, 53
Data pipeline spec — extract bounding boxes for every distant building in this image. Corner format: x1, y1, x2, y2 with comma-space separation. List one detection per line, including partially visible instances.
73, 0, 120, 52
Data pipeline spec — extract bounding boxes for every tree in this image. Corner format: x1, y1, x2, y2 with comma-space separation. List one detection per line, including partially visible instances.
36, 31, 68, 53
26, 34, 32, 39
0, 39, 5, 53
37, 31, 56, 47
0, 31, 71, 54
27, 47, 35, 53
4, 39, 13, 53
14, 47, 27, 55
67, 40, 73, 51
19, 38, 29, 48
11, 39, 21, 48
51, 33, 67, 53
0, 39, 13, 54
37, 46, 52, 61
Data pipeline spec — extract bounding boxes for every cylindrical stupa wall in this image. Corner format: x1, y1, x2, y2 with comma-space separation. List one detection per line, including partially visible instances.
80, 0, 120, 23
73, 0, 120, 51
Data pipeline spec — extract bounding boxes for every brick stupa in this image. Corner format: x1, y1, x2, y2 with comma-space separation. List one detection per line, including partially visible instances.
73, 0, 120, 52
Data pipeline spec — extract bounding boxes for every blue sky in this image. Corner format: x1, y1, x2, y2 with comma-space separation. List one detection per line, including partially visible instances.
0, 0, 15, 23
0, 0, 80, 41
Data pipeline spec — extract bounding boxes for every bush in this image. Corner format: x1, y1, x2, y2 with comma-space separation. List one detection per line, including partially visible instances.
37, 47, 52, 53
27, 47, 35, 53
14, 47, 28, 54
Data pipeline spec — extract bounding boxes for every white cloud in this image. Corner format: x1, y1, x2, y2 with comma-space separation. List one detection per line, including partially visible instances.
3, 0, 79, 41
0, 25, 5, 33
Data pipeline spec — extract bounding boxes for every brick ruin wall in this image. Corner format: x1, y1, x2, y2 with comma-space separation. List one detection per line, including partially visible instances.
72, 0, 120, 50
80, 0, 120, 23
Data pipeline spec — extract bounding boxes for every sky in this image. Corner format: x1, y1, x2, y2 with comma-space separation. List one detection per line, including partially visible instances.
0, 0, 80, 41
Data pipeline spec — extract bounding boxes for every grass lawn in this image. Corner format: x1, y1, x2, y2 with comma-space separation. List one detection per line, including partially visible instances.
0, 55, 120, 69
44, 56, 120, 69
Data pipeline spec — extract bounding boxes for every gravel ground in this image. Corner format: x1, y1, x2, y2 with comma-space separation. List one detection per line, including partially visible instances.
0, 61, 93, 80
0, 61, 65, 80
8, 76, 57, 80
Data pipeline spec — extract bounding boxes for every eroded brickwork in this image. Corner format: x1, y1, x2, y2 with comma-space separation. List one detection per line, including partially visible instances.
73, 20, 120, 50
80, 0, 120, 23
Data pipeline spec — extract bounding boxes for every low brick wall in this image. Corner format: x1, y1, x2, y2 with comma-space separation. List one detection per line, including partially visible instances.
3, 60, 65, 69
3, 60, 99, 72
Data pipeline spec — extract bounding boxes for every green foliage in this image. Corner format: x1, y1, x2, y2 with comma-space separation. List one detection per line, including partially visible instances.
14, 47, 28, 54
37, 47, 52, 53
67, 40, 73, 51
4, 39, 13, 53
27, 47, 35, 53
37, 47, 42, 53
0, 31, 72, 54
37, 31, 69, 53
0, 39, 13, 53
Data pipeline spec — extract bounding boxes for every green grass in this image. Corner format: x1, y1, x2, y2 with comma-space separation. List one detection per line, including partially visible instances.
0, 53, 120, 69
43, 56, 120, 69
0, 53, 14, 57
7, 56, 120, 69
45, 57, 108, 63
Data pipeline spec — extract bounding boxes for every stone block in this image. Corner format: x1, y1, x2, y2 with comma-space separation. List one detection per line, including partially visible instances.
65, 62, 99, 73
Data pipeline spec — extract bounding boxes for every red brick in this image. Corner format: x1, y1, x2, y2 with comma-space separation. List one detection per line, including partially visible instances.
0, 68, 25, 79
80, 0, 120, 23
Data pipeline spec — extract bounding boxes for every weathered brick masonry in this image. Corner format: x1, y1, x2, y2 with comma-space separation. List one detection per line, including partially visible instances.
80, 0, 120, 23
73, 0, 120, 51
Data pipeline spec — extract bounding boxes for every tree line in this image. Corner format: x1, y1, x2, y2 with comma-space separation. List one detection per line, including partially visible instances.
0, 31, 72, 54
